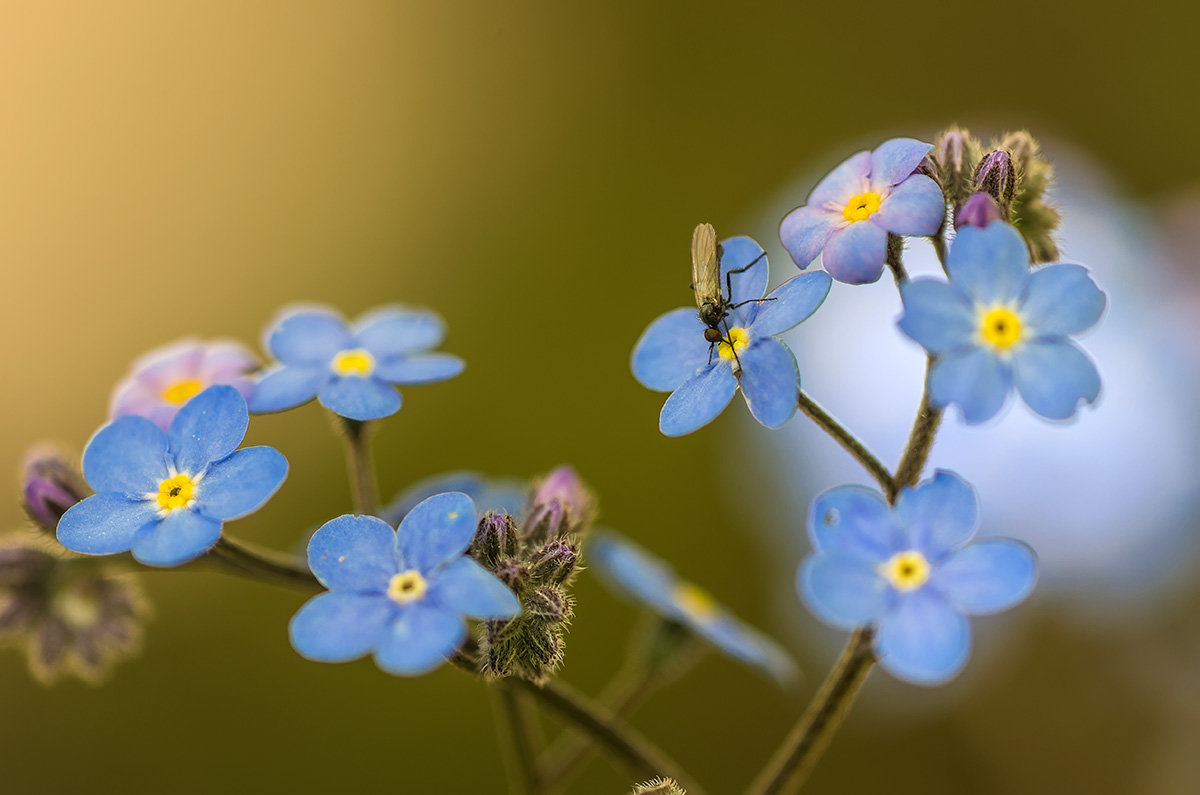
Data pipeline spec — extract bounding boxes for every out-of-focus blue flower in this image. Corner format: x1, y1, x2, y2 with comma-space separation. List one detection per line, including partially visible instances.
799, 471, 1036, 685
56, 386, 288, 567
898, 221, 1105, 423
380, 471, 526, 526
289, 492, 521, 676
589, 532, 795, 682
110, 339, 258, 430
780, 138, 945, 285
249, 304, 464, 422
632, 236, 831, 436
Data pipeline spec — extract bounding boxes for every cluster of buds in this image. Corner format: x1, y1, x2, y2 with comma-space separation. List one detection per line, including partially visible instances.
929, 127, 1061, 261
471, 466, 594, 682
631, 778, 686, 795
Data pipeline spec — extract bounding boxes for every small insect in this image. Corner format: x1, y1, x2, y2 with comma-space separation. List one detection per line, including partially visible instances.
689, 222, 770, 366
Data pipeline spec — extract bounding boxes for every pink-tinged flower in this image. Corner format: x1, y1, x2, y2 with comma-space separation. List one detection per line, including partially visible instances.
780, 138, 946, 284
109, 339, 258, 430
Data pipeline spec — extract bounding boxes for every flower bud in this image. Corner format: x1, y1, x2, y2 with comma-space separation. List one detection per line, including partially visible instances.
933, 126, 982, 206
632, 778, 686, 795
526, 584, 571, 621
493, 558, 529, 589
973, 150, 1016, 214
0, 546, 56, 589
21, 446, 89, 532
525, 466, 595, 542
955, 192, 1004, 230
468, 512, 518, 569
527, 539, 579, 585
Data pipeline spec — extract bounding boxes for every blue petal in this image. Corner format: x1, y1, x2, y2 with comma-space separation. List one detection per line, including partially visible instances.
632, 308, 710, 392
808, 150, 872, 207
374, 354, 464, 385
690, 614, 797, 684
719, 236, 769, 313
933, 539, 1037, 615
196, 446, 288, 521
381, 472, 524, 527
897, 279, 976, 355
395, 492, 477, 575
248, 365, 327, 413
876, 589, 970, 685
946, 222, 1031, 304
750, 271, 833, 337
821, 220, 887, 285
928, 347, 1012, 424
779, 206, 841, 270
353, 306, 445, 357
873, 175, 945, 236
373, 602, 466, 676
168, 386, 249, 475
318, 376, 401, 421
130, 508, 222, 567
799, 553, 889, 630
1011, 340, 1101, 420
82, 416, 170, 495
808, 485, 896, 560
869, 138, 933, 188
1018, 263, 1106, 338
308, 514, 398, 591
587, 533, 678, 616
893, 470, 979, 559
658, 364, 738, 437
737, 338, 799, 429
428, 557, 521, 619
266, 307, 352, 366
289, 591, 394, 662
57, 494, 158, 555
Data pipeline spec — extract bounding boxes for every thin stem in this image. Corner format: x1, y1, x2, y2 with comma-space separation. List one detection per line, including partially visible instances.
494, 684, 544, 794
209, 535, 320, 592
745, 629, 876, 795
796, 391, 893, 495
890, 358, 943, 499
337, 417, 380, 515
510, 677, 706, 795
885, 234, 908, 284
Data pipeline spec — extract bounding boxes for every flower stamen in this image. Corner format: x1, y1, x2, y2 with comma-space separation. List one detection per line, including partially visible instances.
879, 550, 931, 591
332, 349, 376, 377
155, 473, 196, 512
387, 570, 428, 604
842, 192, 882, 223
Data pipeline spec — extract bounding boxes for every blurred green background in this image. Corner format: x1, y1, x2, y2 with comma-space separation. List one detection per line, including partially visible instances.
2, 2, 1198, 793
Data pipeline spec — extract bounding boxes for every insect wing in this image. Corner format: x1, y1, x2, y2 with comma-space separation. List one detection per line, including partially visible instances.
690, 222, 721, 309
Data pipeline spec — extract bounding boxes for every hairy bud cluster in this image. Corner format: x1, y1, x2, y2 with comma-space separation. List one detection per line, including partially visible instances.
631, 778, 686, 795
931, 126, 983, 208
470, 466, 595, 682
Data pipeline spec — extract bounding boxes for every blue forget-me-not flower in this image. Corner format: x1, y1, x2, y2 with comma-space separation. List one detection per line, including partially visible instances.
780, 138, 945, 285
590, 532, 795, 682
632, 236, 831, 436
898, 221, 1105, 423
799, 471, 1036, 685
57, 386, 288, 567
289, 492, 521, 676
250, 304, 464, 422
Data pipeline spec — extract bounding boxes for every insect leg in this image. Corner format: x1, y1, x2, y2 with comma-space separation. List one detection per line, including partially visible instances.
724, 251, 768, 300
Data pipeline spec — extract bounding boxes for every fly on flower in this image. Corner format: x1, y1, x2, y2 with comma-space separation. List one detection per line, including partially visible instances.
688, 222, 770, 369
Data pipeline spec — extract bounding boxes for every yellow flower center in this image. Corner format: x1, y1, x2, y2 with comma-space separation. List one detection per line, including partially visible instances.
161, 378, 204, 404
672, 582, 718, 621
842, 191, 882, 223
979, 306, 1023, 350
387, 570, 428, 604
716, 327, 751, 361
156, 473, 196, 512
332, 348, 375, 377
879, 550, 931, 591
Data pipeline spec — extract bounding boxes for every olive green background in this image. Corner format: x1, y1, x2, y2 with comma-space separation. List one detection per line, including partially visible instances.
2, 2, 1197, 793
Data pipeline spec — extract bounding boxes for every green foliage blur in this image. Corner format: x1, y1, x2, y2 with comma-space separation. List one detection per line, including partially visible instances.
1, 2, 1197, 793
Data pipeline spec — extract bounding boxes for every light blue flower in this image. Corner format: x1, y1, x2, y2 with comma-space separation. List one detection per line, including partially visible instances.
57, 386, 288, 567
289, 492, 521, 676
632, 236, 831, 436
799, 471, 1036, 685
249, 304, 464, 422
589, 532, 795, 682
898, 221, 1105, 423
780, 138, 945, 284
380, 471, 526, 527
